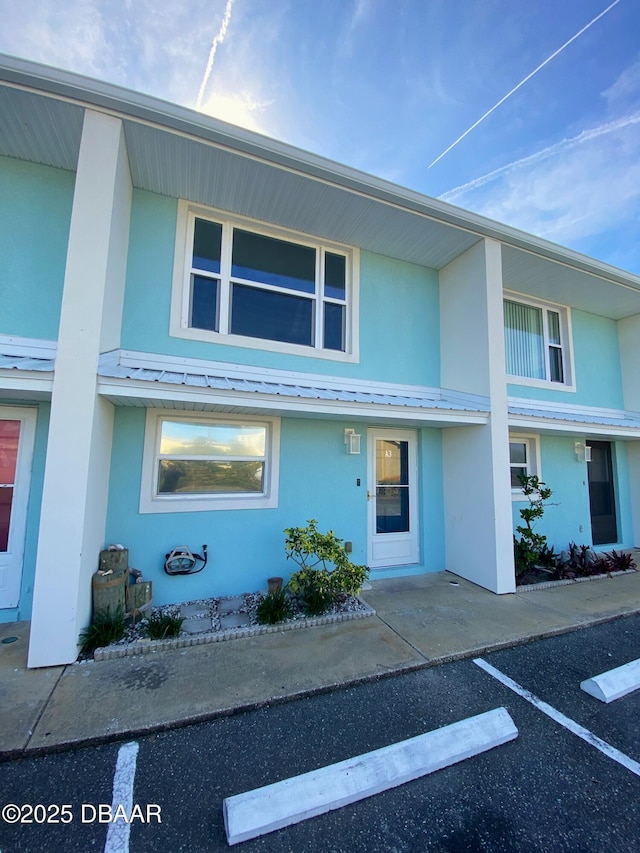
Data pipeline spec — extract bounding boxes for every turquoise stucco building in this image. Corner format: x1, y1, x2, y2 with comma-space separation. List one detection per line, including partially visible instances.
2, 55, 640, 667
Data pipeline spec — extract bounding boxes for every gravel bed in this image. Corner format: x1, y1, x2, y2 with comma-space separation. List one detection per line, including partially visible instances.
89, 592, 375, 661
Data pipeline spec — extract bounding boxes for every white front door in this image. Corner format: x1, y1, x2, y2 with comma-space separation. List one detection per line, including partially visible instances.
0, 408, 37, 610
367, 428, 419, 568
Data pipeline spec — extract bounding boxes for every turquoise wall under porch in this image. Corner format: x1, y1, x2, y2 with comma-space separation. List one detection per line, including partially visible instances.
511, 434, 633, 554
0, 157, 74, 340
0, 401, 50, 623
104, 409, 446, 605
120, 190, 441, 387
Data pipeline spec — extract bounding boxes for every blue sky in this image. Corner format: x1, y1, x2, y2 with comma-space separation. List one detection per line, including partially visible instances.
2, 0, 639, 273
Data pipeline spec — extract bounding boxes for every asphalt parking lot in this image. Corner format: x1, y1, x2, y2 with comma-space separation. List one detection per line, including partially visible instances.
1, 615, 639, 852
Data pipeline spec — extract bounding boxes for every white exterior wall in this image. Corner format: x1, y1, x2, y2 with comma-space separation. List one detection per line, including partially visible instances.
440, 239, 514, 593
28, 111, 132, 667
618, 314, 640, 546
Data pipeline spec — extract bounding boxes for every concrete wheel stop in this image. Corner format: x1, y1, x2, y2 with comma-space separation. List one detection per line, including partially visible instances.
580, 658, 640, 703
223, 706, 518, 845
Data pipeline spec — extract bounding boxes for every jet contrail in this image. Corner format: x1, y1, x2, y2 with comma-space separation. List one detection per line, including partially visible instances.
428, 0, 621, 169
440, 112, 640, 202
195, 0, 237, 111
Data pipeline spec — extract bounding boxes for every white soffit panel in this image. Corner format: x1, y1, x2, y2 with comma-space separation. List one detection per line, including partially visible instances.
123, 121, 480, 270
502, 245, 640, 320
0, 86, 83, 170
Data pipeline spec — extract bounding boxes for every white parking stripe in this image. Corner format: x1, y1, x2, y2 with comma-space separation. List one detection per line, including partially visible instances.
104, 741, 140, 853
474, 658, 640, 778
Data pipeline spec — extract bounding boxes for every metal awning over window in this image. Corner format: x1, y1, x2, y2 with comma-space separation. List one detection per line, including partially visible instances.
508, 400, 640, 438
0, 354, 55, 372
98, 350, 490, 426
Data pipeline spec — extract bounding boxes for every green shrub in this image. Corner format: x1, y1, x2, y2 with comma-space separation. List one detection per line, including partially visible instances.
287, 563, 337, 615
296, 580, 337, 616
146, 611, 184, 640
256, 589, 294, 625
79, 607, 127, 654
285, 519, 369, 615
330, 557, 369, 596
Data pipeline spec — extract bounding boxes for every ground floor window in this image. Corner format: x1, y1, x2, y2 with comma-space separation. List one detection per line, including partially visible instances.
509, 434, 540, 495
140, 410, 280, 513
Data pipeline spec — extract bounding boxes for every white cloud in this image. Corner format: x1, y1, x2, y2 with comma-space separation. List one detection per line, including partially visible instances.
195, 0, 236, 110
440, 113, 640, 246
338, 0, 372, 55
427, 0, 623, 169
198, 90, 273, 134
602, 57, 640, 106
0, 0, 286, 135
0, 0, 114, 77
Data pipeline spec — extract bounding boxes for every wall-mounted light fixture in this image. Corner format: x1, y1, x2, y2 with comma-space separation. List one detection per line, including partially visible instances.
344, 428, 361, 454
575, 441, 592, 462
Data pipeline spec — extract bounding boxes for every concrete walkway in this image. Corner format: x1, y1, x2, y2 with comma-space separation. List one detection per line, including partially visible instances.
2, 570, 640, 759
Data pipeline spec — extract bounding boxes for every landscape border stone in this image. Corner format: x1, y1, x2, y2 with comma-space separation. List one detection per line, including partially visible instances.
517, 568, 637, 593
93, 598, 376, 661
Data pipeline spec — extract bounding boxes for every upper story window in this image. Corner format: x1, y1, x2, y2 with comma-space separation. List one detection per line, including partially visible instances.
171, 202, 359, 361
503, 293, 573, 390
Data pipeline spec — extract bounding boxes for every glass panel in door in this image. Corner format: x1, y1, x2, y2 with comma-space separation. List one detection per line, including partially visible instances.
376, 439, 409, 534
587, 441, 618, 545
0, 420, 20, 552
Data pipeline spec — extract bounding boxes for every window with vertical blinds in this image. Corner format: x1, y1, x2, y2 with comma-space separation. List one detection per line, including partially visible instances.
504, 297, 570, 386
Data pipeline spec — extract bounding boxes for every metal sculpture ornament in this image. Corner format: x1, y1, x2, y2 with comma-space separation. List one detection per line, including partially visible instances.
164, 545, 208, 576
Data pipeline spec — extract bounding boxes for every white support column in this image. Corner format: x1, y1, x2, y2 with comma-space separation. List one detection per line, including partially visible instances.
618, 314, 640, 547
440, 239, 514, 593
28, 111, 131, 668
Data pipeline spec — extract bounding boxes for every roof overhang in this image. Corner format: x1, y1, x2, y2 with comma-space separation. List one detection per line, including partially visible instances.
2, 54, 640, 318
508, 398, 640, 440
97, 350, 490, 427
0, 373, 53, 400
0, 336, 55, 399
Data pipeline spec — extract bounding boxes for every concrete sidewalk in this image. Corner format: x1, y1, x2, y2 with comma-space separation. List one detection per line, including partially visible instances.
2, 570, 640, 759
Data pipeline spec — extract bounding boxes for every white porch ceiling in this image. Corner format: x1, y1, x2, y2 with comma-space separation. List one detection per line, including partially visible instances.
0, 85, 83, 171
122, 121, 481, 270
502, 247, 640, 320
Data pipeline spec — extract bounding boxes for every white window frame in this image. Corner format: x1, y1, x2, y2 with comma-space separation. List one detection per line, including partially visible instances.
509, 433, 541, 500
504, 291, 575, 391
170, 201, 360, 362
140, 409, 280, 513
